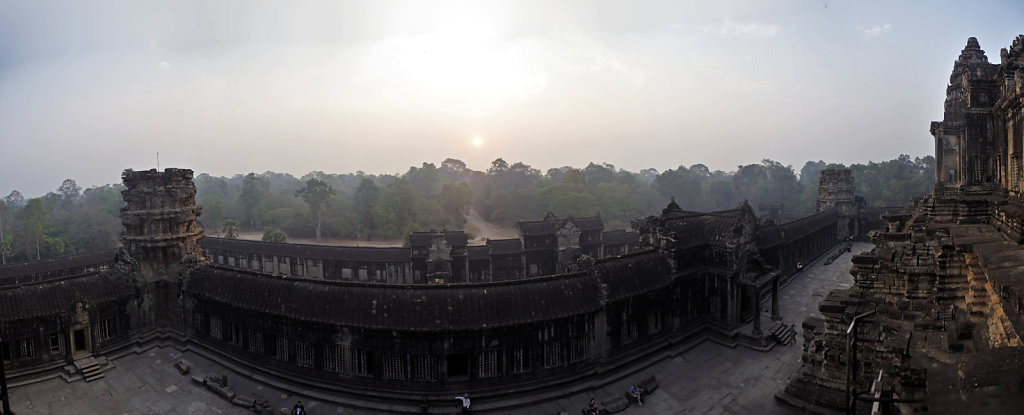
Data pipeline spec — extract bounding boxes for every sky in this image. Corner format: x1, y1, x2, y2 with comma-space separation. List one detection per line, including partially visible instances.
1, 0, 1022, 198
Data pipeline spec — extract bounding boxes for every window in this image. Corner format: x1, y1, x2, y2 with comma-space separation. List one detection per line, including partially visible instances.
0, 341, 10, 361
649, 309, 664, 334
193, 312, 205, 334
412, 354, 438, 382
17, 337, 35, 359
295, 341, 314, 368
352, 349, 373, 376
48, 333, 62, 353
478, 349, 500, 378
510, 346, 530, 373
543, 341, 562, 368
323, 345, 344, 373
381, 352, 407, 380
97, 319, 114, 341
247, 329, 264, 354
274, 336, 289, 361
621, 307, 638, 345
209, 317, 223, 340
569, 336, 590, 363
225, 322, 242, 346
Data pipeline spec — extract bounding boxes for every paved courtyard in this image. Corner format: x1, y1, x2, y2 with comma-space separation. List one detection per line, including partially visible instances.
7, 243, 865, 414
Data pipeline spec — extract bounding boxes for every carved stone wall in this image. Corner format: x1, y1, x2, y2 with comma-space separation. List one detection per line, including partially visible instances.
120, 168, 205, 283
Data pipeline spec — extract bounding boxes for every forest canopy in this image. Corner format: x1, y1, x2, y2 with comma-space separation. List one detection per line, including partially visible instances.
0, 155, 934, 264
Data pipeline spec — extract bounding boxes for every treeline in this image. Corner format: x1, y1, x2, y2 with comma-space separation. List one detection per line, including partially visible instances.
0, 154, 934, 264
0, 180, 122, 264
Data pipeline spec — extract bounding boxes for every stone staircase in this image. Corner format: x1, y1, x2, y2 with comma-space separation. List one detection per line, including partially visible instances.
62, 356, 111, 383
770, 322, 798, 346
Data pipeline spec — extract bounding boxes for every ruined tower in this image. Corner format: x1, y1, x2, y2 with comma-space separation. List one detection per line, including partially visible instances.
816, 169, 857, 238
120, 168, 205, 282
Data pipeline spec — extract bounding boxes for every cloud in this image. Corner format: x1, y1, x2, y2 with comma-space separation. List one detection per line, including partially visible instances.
158, 61, 170, 71
861, 23, 892, 39
715, 20, 778, 38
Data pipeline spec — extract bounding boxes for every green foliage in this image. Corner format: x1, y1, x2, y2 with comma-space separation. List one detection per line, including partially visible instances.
0, 154, 938, 264
295, 178, 336, 241
353, 178, 381, 238
262, 228, 288, 243
221, 219, 241, 239
16, 198, 48, 260
238, 173, 267, 230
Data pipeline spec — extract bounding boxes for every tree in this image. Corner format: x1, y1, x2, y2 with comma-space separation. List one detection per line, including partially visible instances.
488, 158, 509, 174
262, 228, 288, 243
58, 179, 82, 202
373, 179, 418, 237
439, 182, 473, 227
238, 173, 267, 230
353, 178, 381, 239
0, 200, 9, 264
221, 219, 241, 239
295, 178, 335, 241
4, 190, 24, 207
17, 198, 48, 260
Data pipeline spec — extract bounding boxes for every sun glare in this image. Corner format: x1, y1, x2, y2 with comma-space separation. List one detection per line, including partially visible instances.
472, 137, 484, 147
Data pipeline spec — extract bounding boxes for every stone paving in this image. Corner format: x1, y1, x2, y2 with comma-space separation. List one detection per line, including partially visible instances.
7, 243, 865, 415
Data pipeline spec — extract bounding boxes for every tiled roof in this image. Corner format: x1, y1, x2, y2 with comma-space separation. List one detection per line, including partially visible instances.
594, 251, 672, 302
185, 266, 601, 331
0, 272, 133, 323
201, 237, 410, 262
487, 238, 523, 255
0, 249, 117, 281
602, 230, 640, 245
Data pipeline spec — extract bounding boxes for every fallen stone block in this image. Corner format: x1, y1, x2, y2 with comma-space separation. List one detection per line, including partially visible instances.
601, 396, 628, 413
231, 394, 255, 408
175, 359, 191, 375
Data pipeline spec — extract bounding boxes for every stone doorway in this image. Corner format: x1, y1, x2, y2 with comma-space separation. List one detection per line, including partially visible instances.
71, 327, 90, 359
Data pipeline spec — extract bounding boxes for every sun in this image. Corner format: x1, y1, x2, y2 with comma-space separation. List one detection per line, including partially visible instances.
472, 137, 483, 147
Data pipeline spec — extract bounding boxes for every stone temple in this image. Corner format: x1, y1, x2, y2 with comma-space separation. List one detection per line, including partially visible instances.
779, 36, 1024, 413
1, 34, 1022, 415
0, 164, 891, 414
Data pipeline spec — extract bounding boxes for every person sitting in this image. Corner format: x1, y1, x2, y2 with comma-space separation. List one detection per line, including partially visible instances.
293, 401, 305, 415
796, 262, 804, 273
454, 394, 471, 413
630, 384, 643, 406
586, 398, 599, 415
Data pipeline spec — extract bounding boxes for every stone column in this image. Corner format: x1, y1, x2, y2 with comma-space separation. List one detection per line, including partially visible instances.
771, 277, 781, 321
749, 284, 762, 336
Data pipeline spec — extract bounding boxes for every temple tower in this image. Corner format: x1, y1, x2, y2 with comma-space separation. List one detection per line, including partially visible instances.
120, 168, 205, 283
816, 169, 857, 239
930, 37, 999, 189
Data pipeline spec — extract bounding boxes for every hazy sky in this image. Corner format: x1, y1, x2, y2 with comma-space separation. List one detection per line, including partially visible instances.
1, 0, 1022, 197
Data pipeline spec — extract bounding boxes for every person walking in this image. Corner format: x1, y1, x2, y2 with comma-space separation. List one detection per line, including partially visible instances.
454, 394, 471, 413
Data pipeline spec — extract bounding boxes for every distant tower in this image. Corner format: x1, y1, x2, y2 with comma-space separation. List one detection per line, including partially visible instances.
817, 169, 857, 239
425, 233, 452, 283
120, 168, 205, 282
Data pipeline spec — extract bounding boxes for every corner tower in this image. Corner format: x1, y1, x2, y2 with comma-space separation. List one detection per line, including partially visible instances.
816, 169, 857, 238
120, 168, 205, 282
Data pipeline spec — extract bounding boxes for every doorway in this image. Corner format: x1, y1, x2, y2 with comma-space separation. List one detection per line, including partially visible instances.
73, 329, 86, 352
